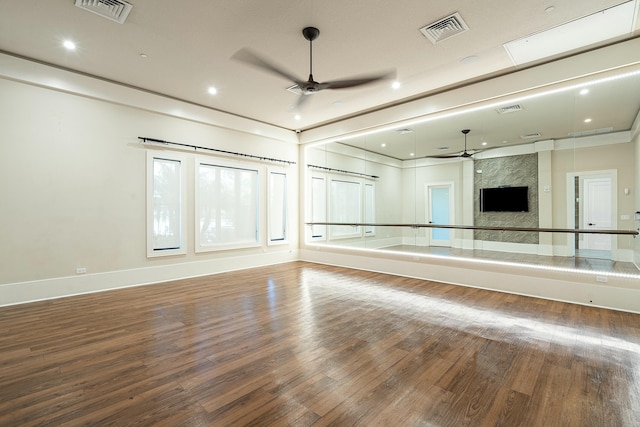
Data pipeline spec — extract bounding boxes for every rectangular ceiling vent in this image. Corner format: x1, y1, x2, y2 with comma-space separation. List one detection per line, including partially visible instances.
568, 127, 614, 137
396, 128, 415, 134
420, 12, 469, 44
75, 0, 133, 24
496, 104, 523, 114
521, 132, 542, 140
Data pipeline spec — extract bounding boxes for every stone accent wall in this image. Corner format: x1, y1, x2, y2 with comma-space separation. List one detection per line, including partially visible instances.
474, 153, 539, 244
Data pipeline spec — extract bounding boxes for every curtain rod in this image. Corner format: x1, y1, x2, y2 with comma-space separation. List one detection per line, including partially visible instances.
139, 137, 296, 165
305, 222, 639, 236
307, 164, 379, 179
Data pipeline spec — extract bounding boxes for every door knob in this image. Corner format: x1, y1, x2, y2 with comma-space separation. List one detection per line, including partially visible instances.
588, 222, 595, 226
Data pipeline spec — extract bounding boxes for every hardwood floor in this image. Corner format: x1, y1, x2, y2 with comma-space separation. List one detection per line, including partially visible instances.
1, 261, 639, 426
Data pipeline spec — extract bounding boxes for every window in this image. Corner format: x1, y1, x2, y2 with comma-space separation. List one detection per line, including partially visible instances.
308, 173, 376, 242
268, 169, 287, 244
364, 182, 375, 235
310, 176, 326, 239
147, 152, 187, 257
196, 160, 259, 251
330, 178, 361, 238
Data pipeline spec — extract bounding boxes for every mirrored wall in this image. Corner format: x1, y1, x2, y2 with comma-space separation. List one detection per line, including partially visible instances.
304, 64, 640, 278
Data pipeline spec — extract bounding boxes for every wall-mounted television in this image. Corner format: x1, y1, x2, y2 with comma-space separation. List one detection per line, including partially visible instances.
479, 186, 529, 212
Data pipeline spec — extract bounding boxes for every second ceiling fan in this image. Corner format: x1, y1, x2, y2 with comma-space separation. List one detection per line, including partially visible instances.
232, 27, 395, 109
428, 129, 481, 159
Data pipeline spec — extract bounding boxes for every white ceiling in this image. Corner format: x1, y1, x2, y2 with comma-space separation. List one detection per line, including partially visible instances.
1, 0, 638, 138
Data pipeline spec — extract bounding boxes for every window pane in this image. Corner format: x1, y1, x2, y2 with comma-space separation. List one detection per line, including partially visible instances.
269, 172, 287, 242
152, 158, 182, 251
330, 179, 361, 237
198, 163, 258, 249
311, 177, 326, 238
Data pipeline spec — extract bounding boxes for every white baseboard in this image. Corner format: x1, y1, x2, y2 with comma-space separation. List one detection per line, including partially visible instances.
474, 240, 539, 255
460, 238, 475, 250
401, 236, 428, 246
0, 250, 299, 307
615, 249, 634, 262
329, 236, 403, 249
537, 243, 554, 256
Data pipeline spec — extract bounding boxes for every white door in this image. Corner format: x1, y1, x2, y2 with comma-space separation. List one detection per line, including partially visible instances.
581, 177, 612, 251
427, 184, 453, 247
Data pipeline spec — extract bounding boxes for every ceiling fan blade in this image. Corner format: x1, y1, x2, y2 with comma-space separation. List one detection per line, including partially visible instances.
426, 150, 482, 159
318, 70, 395, 90
426, 153, 467, 159
232, 48, 304, 85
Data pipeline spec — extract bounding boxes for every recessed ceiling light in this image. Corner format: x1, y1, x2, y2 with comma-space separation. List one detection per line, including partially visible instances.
545, 6, 555, 13
332, 100, 344, 107
207, 86, 218, 95
63, 40, 76, 50
140, 53, 148, 59
584, 118, 592, 123
391, 81, 401, 90
294, 114, 301, 121
482, 142, 488, 146
409, 153, 415, 157
580, 88, 589, 95
381, 143, 386, 147
460, 55, 479, 65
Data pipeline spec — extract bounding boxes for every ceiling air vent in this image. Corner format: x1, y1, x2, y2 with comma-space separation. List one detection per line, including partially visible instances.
496, 104, 523, 114
420, 12, 469, 44
75, 0, 133, 24
396, 128, 414, 135
568, 127, 613, 137
521, 132, 542, 140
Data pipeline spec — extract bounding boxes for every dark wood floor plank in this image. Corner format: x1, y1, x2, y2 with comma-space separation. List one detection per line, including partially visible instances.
0, 261, 639, 426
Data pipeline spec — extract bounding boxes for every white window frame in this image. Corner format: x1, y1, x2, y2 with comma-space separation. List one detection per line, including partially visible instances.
146, 151, 188, 258
267, 167, 288, 245
195, 157, 261, 252
309, 174, 327, 241
364, 182, 376, 236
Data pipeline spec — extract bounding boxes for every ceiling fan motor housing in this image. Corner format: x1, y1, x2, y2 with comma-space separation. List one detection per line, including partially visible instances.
302, 27, 320, 41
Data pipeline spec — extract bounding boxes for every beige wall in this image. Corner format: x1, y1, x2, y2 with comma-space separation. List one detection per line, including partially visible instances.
0, 78, 299, 287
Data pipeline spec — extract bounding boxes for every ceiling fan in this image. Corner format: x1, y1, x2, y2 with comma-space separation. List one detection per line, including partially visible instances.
428, 129, 480, 159
232, 27, 395, 108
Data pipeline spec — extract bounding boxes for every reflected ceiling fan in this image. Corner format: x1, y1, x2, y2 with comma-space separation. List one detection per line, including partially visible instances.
232, 27, 395, 109
428, 129, 481, 159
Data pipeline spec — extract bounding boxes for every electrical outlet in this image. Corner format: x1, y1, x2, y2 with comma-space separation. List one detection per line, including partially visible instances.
76, 267, 87, 274
620, 214, 629, 220
595, 276, 608, 283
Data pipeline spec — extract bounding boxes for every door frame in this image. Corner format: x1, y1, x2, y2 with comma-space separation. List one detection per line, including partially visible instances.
565, 169, 617, 258
425, 181, 455, 247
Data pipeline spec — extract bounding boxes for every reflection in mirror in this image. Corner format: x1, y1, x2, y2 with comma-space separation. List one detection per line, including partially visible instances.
305, 65, 640, 278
